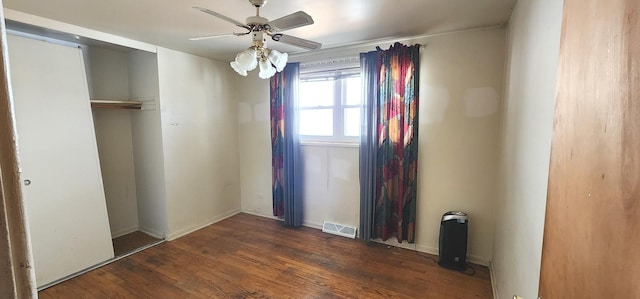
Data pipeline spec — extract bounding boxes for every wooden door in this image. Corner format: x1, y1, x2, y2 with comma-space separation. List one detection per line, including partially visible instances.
7, 34, 114, 288
539, 0, 640, 297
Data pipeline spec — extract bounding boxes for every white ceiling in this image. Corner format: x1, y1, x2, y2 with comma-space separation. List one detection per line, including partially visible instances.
3, 0, 517, 61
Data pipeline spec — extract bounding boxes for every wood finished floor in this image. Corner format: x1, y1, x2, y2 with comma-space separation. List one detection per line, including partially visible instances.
40, 213, 492, 298
112, 231, 162, 257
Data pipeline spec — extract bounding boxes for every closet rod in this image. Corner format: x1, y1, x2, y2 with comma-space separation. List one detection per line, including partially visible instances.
90, 99, 143, 110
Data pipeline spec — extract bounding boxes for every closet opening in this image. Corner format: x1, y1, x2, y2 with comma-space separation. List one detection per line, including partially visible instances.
85, 44, 166, 258
7, 19, 168, 289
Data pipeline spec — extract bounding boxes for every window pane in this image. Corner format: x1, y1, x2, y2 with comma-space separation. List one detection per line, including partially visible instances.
344, 77, 362, 105
300, 109, 333, 136
300, 80, 334, 107
344, 108, 361, 137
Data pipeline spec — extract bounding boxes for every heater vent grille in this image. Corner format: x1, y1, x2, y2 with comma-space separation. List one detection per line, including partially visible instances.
322, 221, 357, 239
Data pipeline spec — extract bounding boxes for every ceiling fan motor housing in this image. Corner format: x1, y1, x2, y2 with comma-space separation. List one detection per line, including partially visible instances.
249, 0, 267, 7
246, 15, 269, 26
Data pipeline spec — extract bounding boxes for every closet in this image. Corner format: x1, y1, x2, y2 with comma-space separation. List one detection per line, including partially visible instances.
7, 27, 167, 289
84, 44, 166, 256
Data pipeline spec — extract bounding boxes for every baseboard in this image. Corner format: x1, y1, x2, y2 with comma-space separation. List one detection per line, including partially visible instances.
373, 238, 437, 254
489, 262, 499, 299
240, 210, 325, 230
302, 220, 323, 230
372, 238, 490, 266
467, 254, 490, 267
166, 209, 241, 241
138, 227, 165, 239
110, 226, 139, 238
240, 209, 282, 221
240, 211, 330, 231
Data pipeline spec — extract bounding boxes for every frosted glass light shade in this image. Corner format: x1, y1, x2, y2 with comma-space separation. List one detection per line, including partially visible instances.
230, 61, 248, 76
230, 48, 258, 76
229, 47, 288, 78
259, 59, 277, 79
267, 50, 288, 72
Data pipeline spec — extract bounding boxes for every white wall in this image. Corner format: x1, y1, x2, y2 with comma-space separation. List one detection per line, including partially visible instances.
92, 110, 139, 237
238, 28, 505, 264
156, 48, 241, 239
86, 46, 140, 237
300, 145, 360, 229
84, 46, 129, 100
236, 74, 273, 217
491, 0, 563, 298
414, 28, 504, 264
129, 50, 167, 238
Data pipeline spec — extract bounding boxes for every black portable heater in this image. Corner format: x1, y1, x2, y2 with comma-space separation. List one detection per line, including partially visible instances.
438, 211, 468, 271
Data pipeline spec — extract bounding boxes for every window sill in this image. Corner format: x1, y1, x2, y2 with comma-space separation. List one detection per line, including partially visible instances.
300, 140, 359, 148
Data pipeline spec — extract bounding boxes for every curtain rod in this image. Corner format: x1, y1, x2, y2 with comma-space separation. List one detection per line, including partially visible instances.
289, 25, 502, 59
299, 55, 360, 68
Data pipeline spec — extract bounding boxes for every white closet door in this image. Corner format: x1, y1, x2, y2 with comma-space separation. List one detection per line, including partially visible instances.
7, 34, 114, 287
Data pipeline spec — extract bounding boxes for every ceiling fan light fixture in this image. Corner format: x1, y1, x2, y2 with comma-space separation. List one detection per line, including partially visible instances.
193, 1, 322, 79
235, 48, 258, 71
267, 49, 288, 72
258, 58, 277, 79
230, 61, 248, 76
229, 46, 286, 79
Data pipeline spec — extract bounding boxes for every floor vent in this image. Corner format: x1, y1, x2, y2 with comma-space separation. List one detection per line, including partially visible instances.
322, 221, 357, 239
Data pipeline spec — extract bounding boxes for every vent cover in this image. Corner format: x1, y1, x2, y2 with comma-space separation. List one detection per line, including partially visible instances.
322, 221, 357, 239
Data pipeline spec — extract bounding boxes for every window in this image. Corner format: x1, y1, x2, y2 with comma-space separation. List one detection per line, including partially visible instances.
298, 71, 361, 142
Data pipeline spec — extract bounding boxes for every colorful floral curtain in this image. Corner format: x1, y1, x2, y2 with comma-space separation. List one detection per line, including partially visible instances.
270, 63, 303, 226
360, 43, 420, 243
271, 72, 285, 217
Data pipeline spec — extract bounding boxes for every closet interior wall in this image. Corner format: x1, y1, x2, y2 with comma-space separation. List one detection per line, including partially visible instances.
84, 45, 166, 239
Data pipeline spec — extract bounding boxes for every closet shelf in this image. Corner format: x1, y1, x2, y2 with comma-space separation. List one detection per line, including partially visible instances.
91, 99, 143, 110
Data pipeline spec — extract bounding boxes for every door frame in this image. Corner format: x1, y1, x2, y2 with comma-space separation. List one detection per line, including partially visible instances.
0, 3, 37, 298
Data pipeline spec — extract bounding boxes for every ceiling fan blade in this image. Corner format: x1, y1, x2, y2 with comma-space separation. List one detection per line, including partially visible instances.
193, 7, 248, 29
189, 33, 239, 41
269, 11, 314, 31
272, 34, 322, 50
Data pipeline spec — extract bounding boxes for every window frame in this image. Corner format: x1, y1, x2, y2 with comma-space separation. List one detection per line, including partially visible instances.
298, 69, 361, 144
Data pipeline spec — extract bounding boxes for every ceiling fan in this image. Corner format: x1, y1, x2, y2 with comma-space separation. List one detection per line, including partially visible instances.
191, 0, 322, 78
